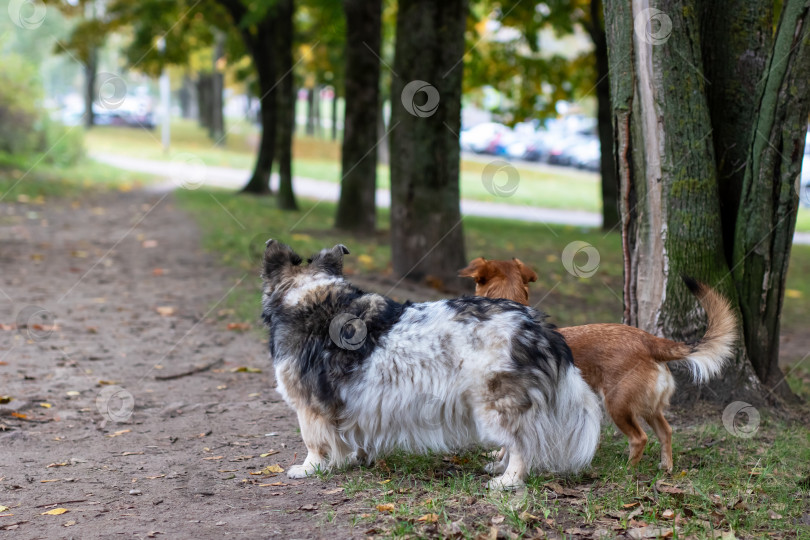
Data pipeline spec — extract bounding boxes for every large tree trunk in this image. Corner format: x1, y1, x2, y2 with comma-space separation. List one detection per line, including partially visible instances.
335, 0, 382, 232
198, 74, 212, 130
731, 1, 810, 401
589, 0, 619, 232
84, 47, 97, 128
603, 0, 809, 404
275, 0, 298, 210
389, 0, 468, 289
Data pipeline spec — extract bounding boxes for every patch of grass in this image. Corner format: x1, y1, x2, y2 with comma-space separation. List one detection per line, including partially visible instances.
0, 158, 157, 202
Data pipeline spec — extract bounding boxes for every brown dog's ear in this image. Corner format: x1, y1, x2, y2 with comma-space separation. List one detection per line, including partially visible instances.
458, 257, 494, 285
458, 257, 486, 278
514, 258, 538, 284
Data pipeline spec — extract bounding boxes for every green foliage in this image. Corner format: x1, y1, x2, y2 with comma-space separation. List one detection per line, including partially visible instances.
0, 53, 83, 168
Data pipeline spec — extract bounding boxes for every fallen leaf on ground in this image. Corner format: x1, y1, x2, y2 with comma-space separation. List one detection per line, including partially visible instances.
545, 482, 583, 497
768, 509, 783, 520
627, 526, 674, 539
0, 397, 11, 404
491, 515, 505, 524
299, 504, 317, 511
98, 380, 119, 386
156, 306, 175, 317
0, 506, 8, 512
63, 520, 76, 527
46, 462, 68, 468
378, 479, 391, 484
785, 289, 802, 298
264, 464, 284, 473
10, 413, 26, 419
324, 488, 344, 495
107, 429, 130, 438
142, 240, 158, 248
0, 325, 15, 331
231, 366, 261, 373
662, 509, 675, 520
226, 323, 251, 331
202, 456, 224, 461
41, 508, 68, 515
376, 503, 395, 513
259, 450, 279, 457
417, 513, 439, 523
38, 403, 51, 409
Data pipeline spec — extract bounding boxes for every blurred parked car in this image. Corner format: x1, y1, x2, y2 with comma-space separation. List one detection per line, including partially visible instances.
460, 122, 512, 154
547, 134, 596, 166
567, 138, 601, 171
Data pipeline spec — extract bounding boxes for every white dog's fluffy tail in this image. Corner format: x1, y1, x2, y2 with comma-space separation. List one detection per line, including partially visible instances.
535, 364, 602, 473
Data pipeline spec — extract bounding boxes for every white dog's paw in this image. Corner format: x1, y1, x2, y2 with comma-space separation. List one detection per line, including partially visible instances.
483, 460, 506, 475
486, 474, 524, 491
287, 464, 317, 479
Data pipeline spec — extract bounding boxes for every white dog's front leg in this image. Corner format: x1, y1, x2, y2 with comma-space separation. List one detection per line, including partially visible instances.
287, 451, 328, 479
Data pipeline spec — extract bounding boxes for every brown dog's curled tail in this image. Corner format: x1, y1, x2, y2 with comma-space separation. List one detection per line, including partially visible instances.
655, 276, 738, 383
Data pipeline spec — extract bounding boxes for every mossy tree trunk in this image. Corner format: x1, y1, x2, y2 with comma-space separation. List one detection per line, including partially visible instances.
603, 0, 810, 404
275, 0, 298, 210
389, 0, 468, 289
335, 0, 382, 233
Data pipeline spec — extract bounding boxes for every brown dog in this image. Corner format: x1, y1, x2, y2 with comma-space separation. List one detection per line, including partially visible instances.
459, 257, 737, 472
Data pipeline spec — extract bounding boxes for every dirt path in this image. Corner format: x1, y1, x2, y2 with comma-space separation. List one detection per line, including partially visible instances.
0, 190, 364, 539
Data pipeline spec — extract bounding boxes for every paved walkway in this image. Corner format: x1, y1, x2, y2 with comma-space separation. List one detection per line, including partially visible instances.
92, 153, 810, 244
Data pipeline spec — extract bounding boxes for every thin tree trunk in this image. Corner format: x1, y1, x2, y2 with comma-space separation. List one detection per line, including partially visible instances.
732, 0, 810, 402
588, 0, 619, 232
198, 74, 212, 130
331, 89, 339, 141
275, 0, 298, 210
335, 0, 382, 232
306, 87, 315, 136
210, 32, 226, 146
377, 99, 389, 165
390, 0, 468, 289
84, 47, 97, 128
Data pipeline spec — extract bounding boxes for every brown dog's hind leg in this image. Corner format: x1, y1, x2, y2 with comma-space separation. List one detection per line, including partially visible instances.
646, 411, 673, 473
613, 412, 648, 467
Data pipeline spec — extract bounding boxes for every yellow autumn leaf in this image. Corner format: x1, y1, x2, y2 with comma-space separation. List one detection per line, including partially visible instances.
291, 233, 313, 242
357, 254, 374, 267
260, 450, 279, 457
0, 505, 9, 512
39, 402, 52, 408
785, 289, 802, 299
231, 366, 262, 373
42, 508, 69, 515
265, 464, 284, 473
378, 479, 391, 485
417, 513, 439, 523
376, 503, 395, 513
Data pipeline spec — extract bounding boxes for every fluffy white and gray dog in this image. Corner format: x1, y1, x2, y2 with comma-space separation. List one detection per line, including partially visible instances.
261, 240, 601, 489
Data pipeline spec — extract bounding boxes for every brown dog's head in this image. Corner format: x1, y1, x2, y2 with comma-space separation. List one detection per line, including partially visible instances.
458, 257, 538, 305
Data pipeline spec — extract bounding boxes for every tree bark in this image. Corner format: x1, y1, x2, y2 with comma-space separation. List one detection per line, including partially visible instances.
389, 0, 468, 289
331, 89, 339, 141
588, 0, 619, 232
335, 0, 382, 232
732, 0, 810, 401
275, 0, 298, 210
197, 74, 212, 130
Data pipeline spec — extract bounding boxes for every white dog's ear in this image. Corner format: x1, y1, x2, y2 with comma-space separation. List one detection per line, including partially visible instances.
309, 244, 351, 276
262, 240, 302, 282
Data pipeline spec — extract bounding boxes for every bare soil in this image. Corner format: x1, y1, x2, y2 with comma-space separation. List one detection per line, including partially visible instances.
0, 191, 369, 539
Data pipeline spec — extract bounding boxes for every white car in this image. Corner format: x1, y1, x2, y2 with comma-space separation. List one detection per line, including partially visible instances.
460, 122, 511, 154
